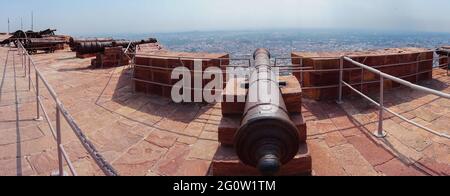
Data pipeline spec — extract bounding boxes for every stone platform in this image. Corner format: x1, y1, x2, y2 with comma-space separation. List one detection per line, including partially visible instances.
214, 74, 311, 176
0, 47, 448, 176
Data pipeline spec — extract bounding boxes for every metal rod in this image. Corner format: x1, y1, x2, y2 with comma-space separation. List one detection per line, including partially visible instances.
35, 71, 41, 120
56, 107, 64, 176
343, 80, 449, 139
375, 77, 387, 138
384, 108, 450, 139
338, 56, 344, 104
59, 145, 78, 176
360, 65, 364, 93
28, 57, 31, 91
342, 81, 380, 107
16, 41, 118, 176
58, 104, 118, 176
35, 69, 62, 102
21, 50, 24, 69
23, 51, 25, 74
344, 56, 450, 99
343, 56, 450, 139
37, 96, 57, 139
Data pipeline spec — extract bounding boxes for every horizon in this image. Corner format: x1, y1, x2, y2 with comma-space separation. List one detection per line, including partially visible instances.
2, 0, 450, 35
68, 28, 450, 40
4, 27, 450, 38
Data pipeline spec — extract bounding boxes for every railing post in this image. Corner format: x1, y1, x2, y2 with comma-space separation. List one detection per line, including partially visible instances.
337, 56, 344, 104
56, 107, 64, 176
131, 57, 136, 94
374, 76, 387, 138
35, 72, 42, 121
21, 49, 24, 68
28, 57, 31, 91
23, 51, 27, 77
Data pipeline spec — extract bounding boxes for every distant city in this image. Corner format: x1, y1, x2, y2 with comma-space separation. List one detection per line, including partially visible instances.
79, 29, 450, 58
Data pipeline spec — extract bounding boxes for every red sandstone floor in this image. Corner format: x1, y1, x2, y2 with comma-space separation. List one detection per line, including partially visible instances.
0, 47, 448, 176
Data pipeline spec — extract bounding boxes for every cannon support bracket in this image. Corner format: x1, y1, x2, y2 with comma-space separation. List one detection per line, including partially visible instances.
212, 74, 312, 176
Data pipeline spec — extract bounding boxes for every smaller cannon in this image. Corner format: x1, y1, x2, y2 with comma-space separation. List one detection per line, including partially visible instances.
213, 48, 311, 176
23, 38, 66, 54
24, 29, 57, 38
234, 48, 300, 175
69, 37, 115, 51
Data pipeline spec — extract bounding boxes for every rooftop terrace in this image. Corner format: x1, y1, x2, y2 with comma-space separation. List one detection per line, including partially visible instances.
0, 47, 448, 176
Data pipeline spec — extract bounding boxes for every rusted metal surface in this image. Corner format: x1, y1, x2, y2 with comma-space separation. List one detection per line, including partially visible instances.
234, 48, 300, 175
0, 29, 57, 46
23, 38, 66, 54
69, 37, 114, 51
73, 38, 158, 54
0, 29, 67, 54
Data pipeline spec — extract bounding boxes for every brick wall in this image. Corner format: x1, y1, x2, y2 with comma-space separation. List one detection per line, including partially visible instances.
133, 52, 230, 101
91, 46, 129, 68
438, 46, 450, 69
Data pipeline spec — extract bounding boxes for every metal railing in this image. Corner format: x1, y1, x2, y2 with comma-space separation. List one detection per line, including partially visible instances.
274, 52, 449, 90
337, 56, 450, 139
126, 50, 449, 94
16, 42, 118, 176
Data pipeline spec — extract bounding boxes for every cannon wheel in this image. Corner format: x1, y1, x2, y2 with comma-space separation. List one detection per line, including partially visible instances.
12, 30, 28, 47
28, 49, 37, 55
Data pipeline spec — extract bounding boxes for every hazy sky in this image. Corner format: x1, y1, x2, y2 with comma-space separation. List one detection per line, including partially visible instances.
1, 0, 450, 35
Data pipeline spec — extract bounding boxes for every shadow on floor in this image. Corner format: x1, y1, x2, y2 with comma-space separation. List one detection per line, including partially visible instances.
92, 65, 214, 139
304, 75, 449, 121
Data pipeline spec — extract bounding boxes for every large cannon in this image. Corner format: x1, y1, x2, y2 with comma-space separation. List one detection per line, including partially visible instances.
0, 29, 59, 47
234, 48, 300, 175
72, 38, 158, 54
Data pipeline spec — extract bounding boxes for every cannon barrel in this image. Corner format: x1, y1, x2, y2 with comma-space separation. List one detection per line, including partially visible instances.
75, 41, 114, 54
113, 38, 158, 47
25, 38, 66, 47
69, 37, 115, 51
74, 38, 158, 54
234, 48, 299, 176
20, 38, 66, 54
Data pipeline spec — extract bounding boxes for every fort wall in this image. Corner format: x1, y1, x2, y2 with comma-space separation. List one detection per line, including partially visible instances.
292, 48, 434, 100
133, 51, 230, 100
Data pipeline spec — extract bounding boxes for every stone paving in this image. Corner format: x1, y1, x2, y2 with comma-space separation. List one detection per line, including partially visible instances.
0, 47, 448, 176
